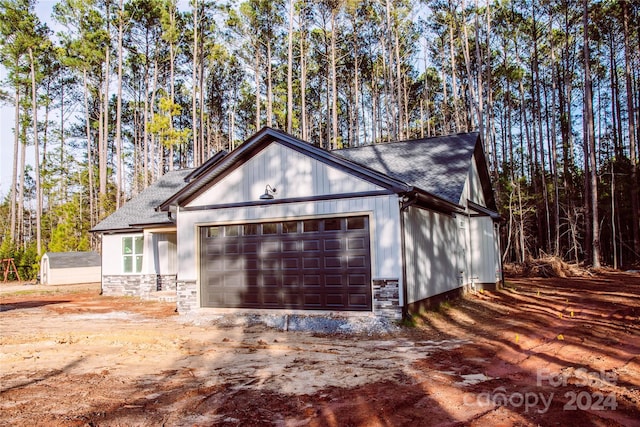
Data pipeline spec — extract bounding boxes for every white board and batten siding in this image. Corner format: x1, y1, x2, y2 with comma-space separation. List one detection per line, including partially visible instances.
470, 216, 501, 284
193, 142, 381, 205
458, 154, 487, 207
102, 231, 177, 276
457, 155, 500, 287
403, 206, 461, 303
177, 141, 404, 289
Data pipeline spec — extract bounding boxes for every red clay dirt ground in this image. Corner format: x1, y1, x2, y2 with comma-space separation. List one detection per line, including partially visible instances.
1, 272, 639, 426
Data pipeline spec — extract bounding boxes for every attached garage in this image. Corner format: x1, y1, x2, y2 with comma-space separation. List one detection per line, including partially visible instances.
200, 216, 371, 311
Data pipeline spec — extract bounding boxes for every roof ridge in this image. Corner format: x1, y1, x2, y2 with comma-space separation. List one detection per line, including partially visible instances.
332, 131, 478, 152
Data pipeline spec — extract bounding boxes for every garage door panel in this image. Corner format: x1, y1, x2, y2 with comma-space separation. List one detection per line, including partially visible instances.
262, 275, 280, 287
347, 237, 366, 250
348, 256, 367, 268
303, 274, 321, 286
348, 294, 369, 307
325, 274, 343, 286
324, 256, 343, 268
324, 239, 343, 251
223, 273, 245, 287
200, 216, 372, 311
348, 274, 367, 286
243, 242, 258, 253
303, 240, 321, 251
303, 294, 322, 306
261, 259, 280, 270
282, 257, 299, 269
282, 241, 300, 252
326, 294, 345, 306
303, 258, 321, 269
245, 258, 259, 270
283, 274, 300, 286
262, 241, 280, 253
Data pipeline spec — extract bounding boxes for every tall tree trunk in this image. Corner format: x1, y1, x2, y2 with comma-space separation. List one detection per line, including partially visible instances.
28, 48, 42, 255
100, 0, 110, 217
18, 118, 26, 247
199, 47, 205, 161
583, 0, 600, 267
448, 1, 460, 133
531, 5, 551, 253
330, 8, 338, 148
83, 69, 95, 229
266, 39, 273, 128
192, 0, 199, 166
300, 25, 307, 141
286, 0, 294, 134
352, 16, 360, 146
115, 0, 124, 208
623, 0, 639, 259
10, 86, 19, 243
254, 44, 261, 132
550, 15, 561, 256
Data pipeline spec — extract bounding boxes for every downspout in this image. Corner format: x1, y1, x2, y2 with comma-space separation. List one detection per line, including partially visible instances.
467, 208, 475, 290
495, 221, 504, 286
399, 192, 416, 319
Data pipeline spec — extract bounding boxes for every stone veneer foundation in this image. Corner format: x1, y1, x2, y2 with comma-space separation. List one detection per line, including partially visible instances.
372, 279, 402, 320
104, 276, 402, 320
102, 274, 177, 299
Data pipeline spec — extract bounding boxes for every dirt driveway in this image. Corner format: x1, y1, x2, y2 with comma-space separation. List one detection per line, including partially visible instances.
1, 273, 639, 426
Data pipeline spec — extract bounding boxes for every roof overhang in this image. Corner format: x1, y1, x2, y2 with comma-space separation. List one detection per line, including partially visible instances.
468, 200, 502, 220
409, 187, 466, 215
158, 127, 411, 211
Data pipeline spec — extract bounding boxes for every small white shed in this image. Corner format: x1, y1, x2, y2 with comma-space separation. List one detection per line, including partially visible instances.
40, 252, 102, 285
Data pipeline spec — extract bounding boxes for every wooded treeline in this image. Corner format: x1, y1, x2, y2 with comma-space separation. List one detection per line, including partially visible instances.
0, 0, 638, 276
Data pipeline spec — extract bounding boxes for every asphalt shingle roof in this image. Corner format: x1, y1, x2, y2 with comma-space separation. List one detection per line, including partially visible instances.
332, 132, 479, 204
44, 251, 101, 268
91, 169, 193, 232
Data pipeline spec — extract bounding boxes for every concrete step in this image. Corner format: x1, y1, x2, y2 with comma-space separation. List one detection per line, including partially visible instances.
147, 290, 177, 303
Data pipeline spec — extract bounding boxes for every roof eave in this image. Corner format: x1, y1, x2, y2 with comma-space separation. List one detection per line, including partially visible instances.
89, 227, 144, 235
409, 187, 465, 214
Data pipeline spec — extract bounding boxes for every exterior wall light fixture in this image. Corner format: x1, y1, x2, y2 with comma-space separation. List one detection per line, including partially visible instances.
259, 184, 277, 200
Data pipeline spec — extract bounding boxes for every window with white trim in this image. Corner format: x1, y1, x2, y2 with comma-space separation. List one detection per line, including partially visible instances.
123, 236, 143, 273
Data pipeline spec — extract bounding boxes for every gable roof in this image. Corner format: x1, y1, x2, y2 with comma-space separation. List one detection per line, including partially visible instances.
43, 251, 101, 268
94, 129, 497, 234
333, 132, 480, 206
91, 168, 193, 233
158, 127, 411, 211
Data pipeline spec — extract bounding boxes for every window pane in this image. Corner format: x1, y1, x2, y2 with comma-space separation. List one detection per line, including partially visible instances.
123, 237, 132, 254
135, 255, 143, 273
244, 224, 259, 235
282, 221, 298, 234
347, 217, 366, 230
303, 220, 320, 232
207, 226, 220, 238
134, 236, 144, 254
324, 218, 341, 231
123, 256, 132, 273
262, 223, 278, 235
225, 225, 240, 237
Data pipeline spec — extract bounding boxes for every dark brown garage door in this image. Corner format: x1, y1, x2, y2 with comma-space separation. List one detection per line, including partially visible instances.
200, 216, 371, 311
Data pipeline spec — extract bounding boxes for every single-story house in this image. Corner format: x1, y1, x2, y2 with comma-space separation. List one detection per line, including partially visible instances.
39, 251, 102, 285
91, 127, 502, 319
